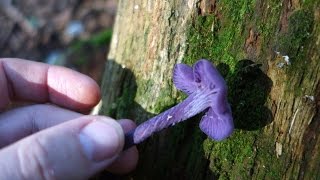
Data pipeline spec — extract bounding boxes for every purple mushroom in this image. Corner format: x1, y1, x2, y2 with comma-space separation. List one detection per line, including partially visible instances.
124, 59, 234, 149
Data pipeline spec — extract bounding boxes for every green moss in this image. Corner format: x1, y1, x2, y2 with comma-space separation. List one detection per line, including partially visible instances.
278, 9, 314, 96
252, 134, 288, 179
135, 75, 178, 115
203, 130, 287, 180
184, 0, 256, 71
278, 10, 313, 61
304, 150, 320, 179
114, 84, 136, 118
255, 1, 282, 52
287, 10, 313, 49
207, 130, 258, 179
301, 0, 320, 9
182, 0, 285, 179
153, 82, 177, 113
135, 79, 154, 114
135, 79, 153, 99
106, 73, 137, 119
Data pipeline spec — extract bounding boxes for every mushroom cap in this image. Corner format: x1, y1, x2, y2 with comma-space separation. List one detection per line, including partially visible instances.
199, 106, 234, 141
174, 59, 227, 94
173, 63, 196, 95
173, 59, 234, 141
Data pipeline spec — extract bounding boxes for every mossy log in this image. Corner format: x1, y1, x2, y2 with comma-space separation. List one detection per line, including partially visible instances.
99, 0, 320, 179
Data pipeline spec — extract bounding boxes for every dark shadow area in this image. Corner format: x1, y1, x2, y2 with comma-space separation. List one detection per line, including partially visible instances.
299, 83, 320, 179
97, 60, 154, 179
171, 114, 217, 180
99, 59, 154, 122
217, 59, 273, 130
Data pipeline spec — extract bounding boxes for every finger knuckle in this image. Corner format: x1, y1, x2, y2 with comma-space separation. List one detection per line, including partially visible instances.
17, 137, 56, 180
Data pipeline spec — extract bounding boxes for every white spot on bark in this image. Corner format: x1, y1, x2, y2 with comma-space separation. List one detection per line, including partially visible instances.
275, 52, 290, 67
276, 142, 282, 158
147, 0, 152, 12
187, 0, 194, 9
159, 49, 167, 60
167, 115, 173, 120
289, 108, 300, 134
134, 5, 139, 10
283, 55, 290, 65
277, 62, 285, 68
304, 95, 314, 101
150, 37, 156, 48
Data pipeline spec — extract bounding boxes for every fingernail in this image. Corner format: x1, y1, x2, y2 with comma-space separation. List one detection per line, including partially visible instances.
79, 120, 122, 162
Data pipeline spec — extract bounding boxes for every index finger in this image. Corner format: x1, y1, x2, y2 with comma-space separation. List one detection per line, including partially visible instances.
0, 58, 101, 112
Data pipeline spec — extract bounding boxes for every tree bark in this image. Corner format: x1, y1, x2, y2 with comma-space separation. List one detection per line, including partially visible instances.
99, 0, 320, 179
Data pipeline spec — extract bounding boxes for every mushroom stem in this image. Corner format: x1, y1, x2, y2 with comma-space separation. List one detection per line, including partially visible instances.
124, 90, 214, 150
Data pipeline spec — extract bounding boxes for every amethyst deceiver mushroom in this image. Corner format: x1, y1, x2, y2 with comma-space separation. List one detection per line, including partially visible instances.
124, 59, 234, 149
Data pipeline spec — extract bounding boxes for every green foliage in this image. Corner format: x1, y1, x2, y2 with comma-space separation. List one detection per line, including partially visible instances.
71, 29, 112, 50
68, 29, 112, 66
89, 29, 113, 46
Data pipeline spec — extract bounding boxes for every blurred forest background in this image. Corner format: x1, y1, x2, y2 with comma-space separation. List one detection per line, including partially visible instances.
0, 0, 116, 83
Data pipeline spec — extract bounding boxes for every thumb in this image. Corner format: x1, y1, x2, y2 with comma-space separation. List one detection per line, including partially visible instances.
0, 115, 124, 180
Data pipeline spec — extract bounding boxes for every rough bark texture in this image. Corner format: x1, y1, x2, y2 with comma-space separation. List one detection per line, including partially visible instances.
99, 0, 320, 179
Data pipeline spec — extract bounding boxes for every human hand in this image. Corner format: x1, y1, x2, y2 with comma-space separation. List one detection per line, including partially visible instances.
0, 58, 138, 179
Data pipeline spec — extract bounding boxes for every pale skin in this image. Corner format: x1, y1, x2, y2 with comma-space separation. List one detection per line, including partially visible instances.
0, 58, 138, 179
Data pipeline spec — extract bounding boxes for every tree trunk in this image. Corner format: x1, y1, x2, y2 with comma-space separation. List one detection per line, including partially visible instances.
99, 0, 320, 179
